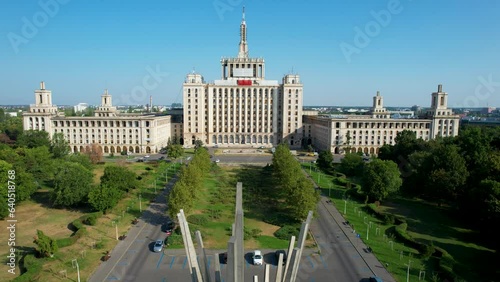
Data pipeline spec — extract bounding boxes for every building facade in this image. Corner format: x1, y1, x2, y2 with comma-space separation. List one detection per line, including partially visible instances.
303, 85, 460, 155
23, 82, 171, 154
182, 9, 303, 148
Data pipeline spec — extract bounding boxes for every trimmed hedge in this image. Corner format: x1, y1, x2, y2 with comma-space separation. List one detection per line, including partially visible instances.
56, 212, 102, 248
12, 254, 44, 282
274, 225, 300, 241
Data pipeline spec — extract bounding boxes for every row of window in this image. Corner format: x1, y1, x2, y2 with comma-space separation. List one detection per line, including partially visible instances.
46, 120, 152, 128
342, 122, 431, 129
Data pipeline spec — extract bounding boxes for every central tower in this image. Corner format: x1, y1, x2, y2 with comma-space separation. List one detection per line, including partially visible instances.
238, 7, 248, 58
182, 7, 303, 148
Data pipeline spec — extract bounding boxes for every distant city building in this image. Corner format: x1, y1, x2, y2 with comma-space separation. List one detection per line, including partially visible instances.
302, 85, 460, 155
74, 103, 88, 113
23, 82, 171, 154
182, 8, 303, 148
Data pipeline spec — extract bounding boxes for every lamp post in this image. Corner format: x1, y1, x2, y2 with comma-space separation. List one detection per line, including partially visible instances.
405, 260, 412, 282
76, 260, 80, 282
139, 194, 142, 212
344, 199, 347, 215
366, 222, 369, 240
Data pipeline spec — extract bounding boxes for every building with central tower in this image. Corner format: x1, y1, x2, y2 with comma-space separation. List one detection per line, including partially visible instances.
182, 8, 303, 148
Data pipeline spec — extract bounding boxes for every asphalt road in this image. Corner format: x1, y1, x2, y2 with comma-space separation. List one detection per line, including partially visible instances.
91, 152, 391, 282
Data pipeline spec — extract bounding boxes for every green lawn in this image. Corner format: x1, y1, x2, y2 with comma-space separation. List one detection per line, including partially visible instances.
301, 163, 497, 282
184, 165, 299, 250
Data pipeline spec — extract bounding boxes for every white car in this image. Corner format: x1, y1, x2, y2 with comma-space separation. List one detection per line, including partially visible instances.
145, 155, 150, 158
215, 159, 220, 163
252, 250, 263, 265
153, 240, 164, 252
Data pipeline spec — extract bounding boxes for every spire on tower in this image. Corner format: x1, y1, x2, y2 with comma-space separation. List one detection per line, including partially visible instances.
238, 6, 248, 58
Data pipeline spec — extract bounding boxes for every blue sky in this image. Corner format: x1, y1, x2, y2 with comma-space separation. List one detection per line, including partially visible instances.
1, 0, 499, 107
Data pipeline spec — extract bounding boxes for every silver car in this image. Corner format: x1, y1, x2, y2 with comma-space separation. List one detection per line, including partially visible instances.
153, 240, 164, 252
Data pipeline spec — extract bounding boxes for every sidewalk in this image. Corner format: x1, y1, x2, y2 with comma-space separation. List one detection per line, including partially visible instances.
88, 175, 177, 282
319, 196, 396, 282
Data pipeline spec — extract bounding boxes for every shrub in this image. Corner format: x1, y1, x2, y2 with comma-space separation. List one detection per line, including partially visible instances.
207, 208, 222, 219
145, 166, 153, 171
244, 227, 262, 240
274, 225, 300, 241
95, 241, 105, 249
13, 254, 44, 282
187, 214, 209, 226
84, 214, 98, 226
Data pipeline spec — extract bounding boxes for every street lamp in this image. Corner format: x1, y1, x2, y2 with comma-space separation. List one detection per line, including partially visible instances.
344, 199, 347, 215
366, 222, 370, 240
405, 260, 412, 282
139, 194, 142, 212
76, 260, 80, 282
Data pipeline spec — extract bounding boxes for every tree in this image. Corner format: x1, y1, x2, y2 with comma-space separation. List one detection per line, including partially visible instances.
88, 184, 123, 212
361, 159, 402, 202
50, 132, 70, 158
100, 165, 138, 192
52, 162, 93, 207
167, 144, 184, 159
17, 130, 51, 148
344, 131, 352, 153
286, 175, 320, 221
426, 144, 468, 203
15, 146, 54, 182
272, 144, 319, 220
85, 143, 103, 164
338, 153, 364, 177
317, 150, 333, 172
1, 116, 23, 143
33, 230, 58, 257
66, 153, 93, 170
168, 180, 192, 218
194, 139, 204, 151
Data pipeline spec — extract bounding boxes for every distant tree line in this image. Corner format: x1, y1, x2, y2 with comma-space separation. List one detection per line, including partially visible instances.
0, 123, 140, 218
167, 146, 211, 219
272, 144, 320, 221
318, 127, 500, 251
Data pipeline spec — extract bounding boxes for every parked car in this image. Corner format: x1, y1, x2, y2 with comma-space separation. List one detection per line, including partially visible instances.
145, 155, 150, 158
222, 252, 228, 263
163, 220, 175, 235
369, 276, 383, 282
159, 156, 165, 160
215, 159, 220, 163
252, 250, 263, 265
275, 250, 287, 265
153, 239, 164, 252
137, 158, 144, 162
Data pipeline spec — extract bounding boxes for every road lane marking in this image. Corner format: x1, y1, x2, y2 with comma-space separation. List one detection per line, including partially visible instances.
156, 252, 165, 269
169, 256, 175, 269
106, 275, 119, 280
307, 256, 315, 268
101, 218, 149, 282
207, 256, 211, 269
319, 254, 327, 269
182, 257, 187, 269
